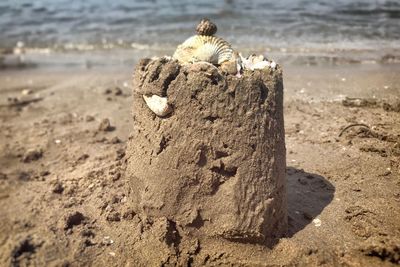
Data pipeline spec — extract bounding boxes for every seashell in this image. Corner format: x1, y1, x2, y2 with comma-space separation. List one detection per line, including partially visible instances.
143, 95, 172, 117
252, 61, 271, 70
239, 53, 277, 71
196, 18, 217, 36
220, 52, 242, 76
248, 54, 265, 64
173, 35, 234, 65
239, 53, 251, 70
220, 60, 238, 75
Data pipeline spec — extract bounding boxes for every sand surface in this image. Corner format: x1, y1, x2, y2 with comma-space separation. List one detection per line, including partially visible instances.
0, 62, 399, 266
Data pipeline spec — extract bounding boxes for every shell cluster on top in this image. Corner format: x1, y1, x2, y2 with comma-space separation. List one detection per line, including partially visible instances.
172, 18, 276, 71
143, 19, 278, 117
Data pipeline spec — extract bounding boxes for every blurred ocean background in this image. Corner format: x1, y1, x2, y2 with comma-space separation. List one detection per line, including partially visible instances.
1, 0, 400, 68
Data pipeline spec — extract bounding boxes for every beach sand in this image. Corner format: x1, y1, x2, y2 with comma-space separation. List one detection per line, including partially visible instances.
0, 60, 399, 266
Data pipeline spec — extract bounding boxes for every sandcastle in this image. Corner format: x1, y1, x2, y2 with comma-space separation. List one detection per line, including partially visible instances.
126, 19, 287, 243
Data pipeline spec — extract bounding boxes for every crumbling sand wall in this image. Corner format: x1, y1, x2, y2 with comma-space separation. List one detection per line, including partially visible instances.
126, 57, 287, 242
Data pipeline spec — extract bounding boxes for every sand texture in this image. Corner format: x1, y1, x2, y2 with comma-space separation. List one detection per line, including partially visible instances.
127, 58, 287, 243
0, 63, 399, 266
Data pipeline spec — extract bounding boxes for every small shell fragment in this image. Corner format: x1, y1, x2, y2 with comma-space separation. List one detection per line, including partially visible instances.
248, 54, 265, 64
143, 95, 172, 117
252, 61, 271, 70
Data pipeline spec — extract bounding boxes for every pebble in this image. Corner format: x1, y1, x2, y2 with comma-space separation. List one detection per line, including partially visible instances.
98, 118, 114, 132
114, 87, 123, 96
106, 211, 121, 222
21, 89, 33, 95
109, 136, 121, 144
115, 148, 125, 160
122, 208, 136, 220
102, 236, 114, 246
85, 115, 95, 122
22, 148, 43, 163
312, 218, 322, 227
52, 181, 64, 194
111, 172, 121, 181
381, 168, 391, 176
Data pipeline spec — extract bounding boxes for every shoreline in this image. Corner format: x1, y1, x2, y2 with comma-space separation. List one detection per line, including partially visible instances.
1, 58, 399, 102
2, 46, 400, 72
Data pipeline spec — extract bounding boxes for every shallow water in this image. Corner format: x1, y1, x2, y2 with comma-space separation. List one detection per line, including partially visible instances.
1, 0, 400, 65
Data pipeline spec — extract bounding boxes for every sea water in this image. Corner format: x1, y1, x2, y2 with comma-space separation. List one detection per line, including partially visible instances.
1, 0, 399, 66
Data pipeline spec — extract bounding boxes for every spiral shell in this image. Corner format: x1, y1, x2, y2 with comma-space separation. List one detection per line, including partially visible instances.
173, 35, 234, 65
196, 18, 217, 36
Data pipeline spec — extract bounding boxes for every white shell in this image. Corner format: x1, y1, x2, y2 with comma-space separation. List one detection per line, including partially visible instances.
248, 54, 265, 64
252, 61, 271, 70
143, 95, 172, 117
239, 53, 277, 71
173, 35, 234, 65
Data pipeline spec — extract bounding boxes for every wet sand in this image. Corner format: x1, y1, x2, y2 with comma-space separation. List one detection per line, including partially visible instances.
0, 61, 399, 266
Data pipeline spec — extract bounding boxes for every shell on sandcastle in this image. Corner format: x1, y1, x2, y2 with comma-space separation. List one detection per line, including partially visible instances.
173, 35, 234, 65
144, 19, 278, 116
172, 19, 276, 71
240, 54, 277, 71
142, 94, 172, 117
196, 18, 217, 36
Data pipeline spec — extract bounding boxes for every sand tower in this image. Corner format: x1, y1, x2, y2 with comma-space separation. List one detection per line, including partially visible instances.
125, 19, 287, 243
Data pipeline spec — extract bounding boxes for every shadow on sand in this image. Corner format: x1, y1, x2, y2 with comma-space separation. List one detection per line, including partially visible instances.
286, 167, 335, 237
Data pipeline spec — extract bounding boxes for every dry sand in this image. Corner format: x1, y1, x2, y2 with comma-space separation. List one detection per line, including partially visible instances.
0, 61, 399, 266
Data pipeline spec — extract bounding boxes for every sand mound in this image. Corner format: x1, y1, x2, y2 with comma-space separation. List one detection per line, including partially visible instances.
125, 57, 287, 244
